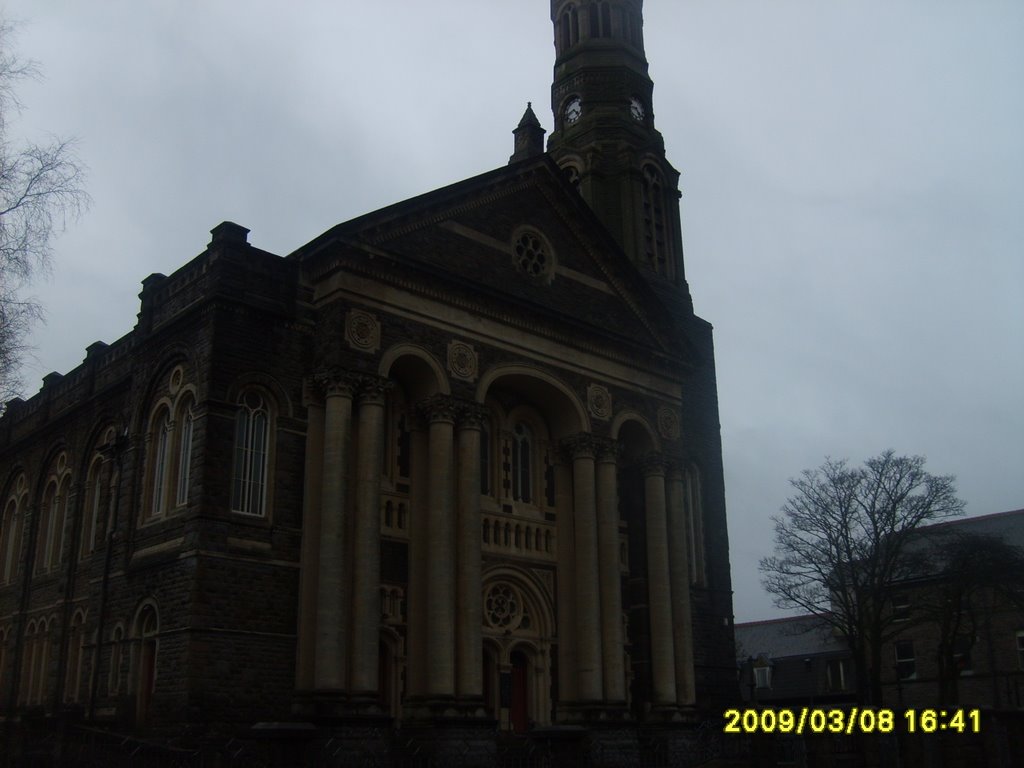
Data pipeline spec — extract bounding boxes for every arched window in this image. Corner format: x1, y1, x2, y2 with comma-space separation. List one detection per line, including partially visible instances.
26, 616, 52, 705
108, 624, 125, 695
150, 407, 171, 517
1, 476, 26, 584
231, 390, 270, 516
134, 603, 159, 725
64, 610, 86, 703
560, 4, 579, 52
37, 459, 70, 575
641, 164, 672, 277
174, 396, 194, 506
20, 620, 37, 705
81, 452, 111, 560
511, 423, 533, 504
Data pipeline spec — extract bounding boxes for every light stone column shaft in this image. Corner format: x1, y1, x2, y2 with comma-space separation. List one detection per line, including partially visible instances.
349, 382, 386, 694
568, 436, 603, 702
667, 467, 696, 705
314, 378, 353, 690
644, 458, 677, 705
455, 408, 484, 700
596, 446, 625, 703
425, 398, 456, 698
405, 426, 429, 698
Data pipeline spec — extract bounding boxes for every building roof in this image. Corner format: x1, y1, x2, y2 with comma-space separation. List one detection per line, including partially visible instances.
735, 615, 848, 661
918, 508, 1024, 549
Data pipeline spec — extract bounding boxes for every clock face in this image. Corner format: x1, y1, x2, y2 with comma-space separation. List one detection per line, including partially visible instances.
564, 97, 582, 124
630, 96, 645, 121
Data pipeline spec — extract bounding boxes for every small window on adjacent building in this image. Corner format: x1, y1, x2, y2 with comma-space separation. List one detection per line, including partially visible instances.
753, 663, 772, 689
954, 635, 974, 675
892, 594, 911, 622
827, 658, 848, 692
895, 640, 916, 680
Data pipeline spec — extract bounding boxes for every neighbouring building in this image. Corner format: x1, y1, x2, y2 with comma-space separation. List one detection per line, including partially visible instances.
736, 510, 1024, 714
881, 509, 1024, 710
0, 0, 735, 757
735, 616, 857, 708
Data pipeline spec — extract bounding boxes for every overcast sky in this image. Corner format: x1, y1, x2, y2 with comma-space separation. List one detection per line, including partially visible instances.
4, 1, 1022, 623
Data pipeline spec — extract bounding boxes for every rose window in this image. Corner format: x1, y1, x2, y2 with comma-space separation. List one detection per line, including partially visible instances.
513, 230, 553, 280
485, 583, 528, 631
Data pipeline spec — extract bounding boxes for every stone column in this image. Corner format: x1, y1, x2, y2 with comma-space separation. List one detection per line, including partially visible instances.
314, 372, 354, 691
666, 462, 696, 706
564, 434, 603, 702
455, 402, 486, 702
349, 376, 388, 696
422, 395, 457, 698
296, 386, 324, 691
643, 454, 677, 706
595, 439, 626, 704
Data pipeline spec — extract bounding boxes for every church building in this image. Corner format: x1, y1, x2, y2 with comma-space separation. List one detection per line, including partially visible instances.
0, 0, 736, 753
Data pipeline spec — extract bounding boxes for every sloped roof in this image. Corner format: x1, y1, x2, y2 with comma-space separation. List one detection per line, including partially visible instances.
289, 153, 699, 370
917, 508, 1024, 548
735, 615, 849, 661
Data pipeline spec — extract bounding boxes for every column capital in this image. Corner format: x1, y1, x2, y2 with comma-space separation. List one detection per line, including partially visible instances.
593, 436, 622, 464
353, 373, 391, 405
561, 432, 598, 461
640, 451, 667, 477
312, 369, 358, 399
418, 393, 458, 424
661, 449, 686, 479
454, 399, 490, 430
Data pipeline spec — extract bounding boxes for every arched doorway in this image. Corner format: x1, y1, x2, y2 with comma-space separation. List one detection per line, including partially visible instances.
481, 571, 555, 731
510, 650, 529, 733
134, 603, 159, 726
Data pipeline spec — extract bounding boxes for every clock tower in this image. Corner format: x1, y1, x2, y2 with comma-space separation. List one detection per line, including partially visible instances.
547, 0, 689, 307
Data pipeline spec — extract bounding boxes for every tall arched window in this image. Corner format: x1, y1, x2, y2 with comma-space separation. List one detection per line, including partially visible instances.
108, 623, 125, 695
84, 459, 103, 559
559, 4, 579, 52
511, 423, 533, 504
1, 476, 26, 584
64, 610, 86, 703
20, 620, 37, 705
174, 396, 194, 506
36, 457, 70, 576
641, 164, 672, 277
134, 603, 159, 725
149, 407, 171, 517
231, 390, 270, 516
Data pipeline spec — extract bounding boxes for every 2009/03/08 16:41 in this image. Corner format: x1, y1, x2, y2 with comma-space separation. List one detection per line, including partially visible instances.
723, 707, 981, 735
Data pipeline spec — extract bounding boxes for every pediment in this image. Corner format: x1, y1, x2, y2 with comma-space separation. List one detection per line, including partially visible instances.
294, 156, 697, 368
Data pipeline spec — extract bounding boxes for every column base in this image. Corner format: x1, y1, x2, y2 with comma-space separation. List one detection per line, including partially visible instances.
556, 701, 632, 725
397, 713, 498, 768
292, 689, 391, 722
645, 703, 686, 723
402, 695, 489, 722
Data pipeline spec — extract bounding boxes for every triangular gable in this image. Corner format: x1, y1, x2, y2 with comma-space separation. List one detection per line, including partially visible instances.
294, 156, 696, 368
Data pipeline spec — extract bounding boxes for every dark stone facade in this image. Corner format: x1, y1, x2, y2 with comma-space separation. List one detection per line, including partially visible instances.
0, 1, 738, 760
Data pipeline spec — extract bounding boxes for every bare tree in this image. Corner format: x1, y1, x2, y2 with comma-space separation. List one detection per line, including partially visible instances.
0, 17, 88, 401
760, 450, 964, 704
